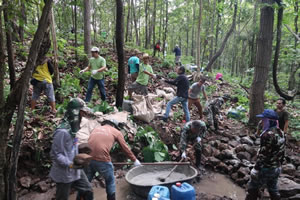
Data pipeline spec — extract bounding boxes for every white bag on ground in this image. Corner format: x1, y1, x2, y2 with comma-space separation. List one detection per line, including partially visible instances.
132, 95, 155, 123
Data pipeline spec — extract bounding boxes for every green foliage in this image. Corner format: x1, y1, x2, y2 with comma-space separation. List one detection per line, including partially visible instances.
173, 110, 183, 121
135, 126, 169, 162
89, 101, 114, 114
162, 60, 174, 69
168, 72, 177, 79
291, 131, 300, 141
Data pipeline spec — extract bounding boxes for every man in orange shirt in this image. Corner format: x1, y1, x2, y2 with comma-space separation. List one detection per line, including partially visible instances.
85, 125, 141, 200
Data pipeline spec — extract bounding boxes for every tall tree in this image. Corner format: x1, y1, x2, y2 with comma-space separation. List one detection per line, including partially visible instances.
0, 1, 54, 198
144, 0, 149, 48
84, 0, 92, 57
288, 0, 299, 90
0, 10, 5, 108
125, 0, 131, 42
74, 0, 78, 61
162, 0, 168, 55
249, 0, 258, 68
115, 0, 125, 108
196, 0, 203, 67
3, 0, 16, 89
50, 8, 60, 88
19, 0, 27, 43
132, 0, 139, 45
152, 0, 157, 56
249, 0, 274, 125
205, 2, 237, 72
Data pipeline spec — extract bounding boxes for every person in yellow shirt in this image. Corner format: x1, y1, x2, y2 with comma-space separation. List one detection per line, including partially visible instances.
31, 57, 56, 113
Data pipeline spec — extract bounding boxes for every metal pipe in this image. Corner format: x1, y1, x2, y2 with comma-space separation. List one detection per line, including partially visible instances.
113, 162, 191, 166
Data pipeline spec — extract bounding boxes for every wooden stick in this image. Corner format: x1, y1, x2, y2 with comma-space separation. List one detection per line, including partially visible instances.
113, 162, 190, 166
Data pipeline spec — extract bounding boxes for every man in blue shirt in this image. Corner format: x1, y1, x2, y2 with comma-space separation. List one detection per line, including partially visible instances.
128, 55, 140, 82
173, 45, 181, 65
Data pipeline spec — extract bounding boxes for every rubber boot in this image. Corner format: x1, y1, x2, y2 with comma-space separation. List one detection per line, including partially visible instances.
245, 189, 259, 200
107, 193, 116, 200
270, 192, 280, 200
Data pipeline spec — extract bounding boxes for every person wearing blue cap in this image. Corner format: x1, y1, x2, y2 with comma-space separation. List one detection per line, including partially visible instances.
245, 109, 285, 200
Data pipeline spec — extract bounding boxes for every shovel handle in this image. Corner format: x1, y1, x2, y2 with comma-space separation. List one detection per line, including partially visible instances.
113, 162, 190, 166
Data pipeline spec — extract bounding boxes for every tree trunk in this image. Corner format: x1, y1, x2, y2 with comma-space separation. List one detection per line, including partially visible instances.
19, 0, 26, 43
162, 0, 168, 56
191, 0, 196, 57
0, 10, 5, 108
209, 0, 217, 60
84, 0, 92, 57
144, 0, 149, 48
115, 0, 125, 108
50, 8, 60, 88
0, 1, 54, 198
3, 0, 16, 90
74, 0, 78, 61
249, 0, 258, 68
248, 0, 274, 125
92, 0, 97, 44
125, 0, 131, 42
288, 1, 298, 90
272, 2, 298, 100
196, 0, 203, 67
132, 0, 139, 45
152, 0, 157, 56
205, 2, 237, 72
158, 1, 163, 42
185, 9, 189, 56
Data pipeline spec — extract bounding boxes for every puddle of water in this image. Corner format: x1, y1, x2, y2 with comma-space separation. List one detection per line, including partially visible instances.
195, 173, 246, 200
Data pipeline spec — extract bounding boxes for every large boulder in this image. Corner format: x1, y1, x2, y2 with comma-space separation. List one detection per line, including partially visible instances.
278, 177, 300, 198
235, 144, 246, 153
240, 136, 254, 146
237, 151, 251, 161
282, 164, 296, 176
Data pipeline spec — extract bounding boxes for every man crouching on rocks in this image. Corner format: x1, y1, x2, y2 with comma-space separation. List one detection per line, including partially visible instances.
49, 98, 94, 200
180, 120, 207, 170
245, 109, 285, 200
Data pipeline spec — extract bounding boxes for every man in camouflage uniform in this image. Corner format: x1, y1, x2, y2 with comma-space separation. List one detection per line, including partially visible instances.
180, 120, 207, 169
49, 98, 95, 200
246, 109, 285, 200
204, 95, 230, 131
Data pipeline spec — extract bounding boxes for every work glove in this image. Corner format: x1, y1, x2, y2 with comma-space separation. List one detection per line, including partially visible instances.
152, 74, 157, 79
196, 137, 201, 143
92, 70, 98, 75
79, 70, 85, 74
134, 159, 141, 166
250, 168, 259, 180
181, 151, 187, 159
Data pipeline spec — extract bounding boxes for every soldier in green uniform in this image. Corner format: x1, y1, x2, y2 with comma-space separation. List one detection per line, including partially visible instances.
204, 95, 230, 131
179, 120, 207, 169
245, 109, 285, 200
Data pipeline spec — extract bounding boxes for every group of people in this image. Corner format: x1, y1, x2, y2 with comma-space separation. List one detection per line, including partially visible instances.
30, 47, 107, 114
33, 45, 290, 200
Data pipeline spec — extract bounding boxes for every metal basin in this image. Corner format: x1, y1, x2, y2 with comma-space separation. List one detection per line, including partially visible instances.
125, 164, 198, 198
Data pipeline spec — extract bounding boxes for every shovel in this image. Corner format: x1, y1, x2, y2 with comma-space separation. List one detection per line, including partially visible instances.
158, 158, 184, 182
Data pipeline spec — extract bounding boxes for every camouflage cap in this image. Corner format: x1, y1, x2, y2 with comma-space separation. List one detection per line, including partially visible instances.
67, 98, 94, 116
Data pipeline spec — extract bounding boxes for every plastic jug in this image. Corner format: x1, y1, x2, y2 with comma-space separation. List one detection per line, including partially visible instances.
148, 186, 170, 200
171, 182, 196, 200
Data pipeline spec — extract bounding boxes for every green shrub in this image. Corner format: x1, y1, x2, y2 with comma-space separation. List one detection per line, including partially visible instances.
135, 126, 169, 162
